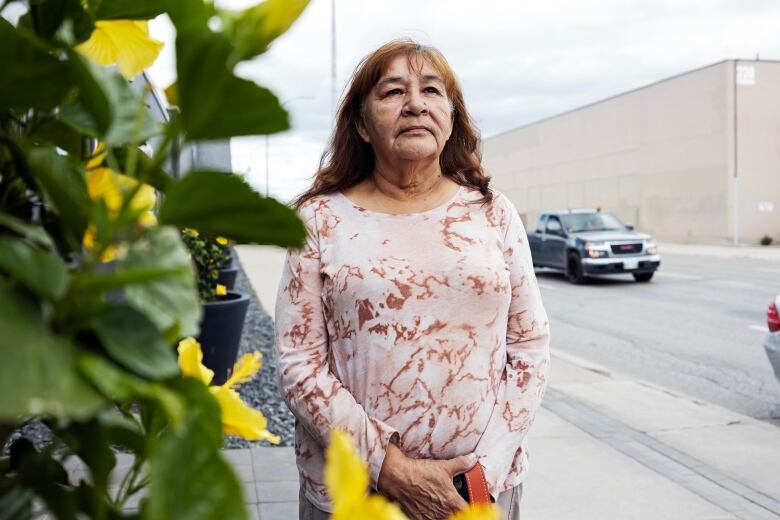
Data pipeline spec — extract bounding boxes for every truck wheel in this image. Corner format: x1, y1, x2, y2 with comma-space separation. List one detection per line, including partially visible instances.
633, 272, 654, 282
566, 252, 585, 284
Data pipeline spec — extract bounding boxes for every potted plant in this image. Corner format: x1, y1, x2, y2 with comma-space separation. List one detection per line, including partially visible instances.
181, 229, 250, 385
217, 239, 240, 290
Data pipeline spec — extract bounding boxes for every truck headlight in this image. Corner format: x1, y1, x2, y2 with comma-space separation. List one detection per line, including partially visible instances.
645, 240, 658, 255
585, 241, 609, 258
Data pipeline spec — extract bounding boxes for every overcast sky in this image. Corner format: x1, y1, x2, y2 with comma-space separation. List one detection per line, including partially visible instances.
146, 0, 780, 202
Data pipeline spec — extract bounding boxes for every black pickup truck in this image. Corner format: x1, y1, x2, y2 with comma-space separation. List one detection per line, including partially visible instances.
527, 209, 661, 284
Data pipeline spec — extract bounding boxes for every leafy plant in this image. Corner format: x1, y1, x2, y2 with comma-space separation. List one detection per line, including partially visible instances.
0, 1, 309, 518
760, 235, 773, 246
181, 228, 231, 302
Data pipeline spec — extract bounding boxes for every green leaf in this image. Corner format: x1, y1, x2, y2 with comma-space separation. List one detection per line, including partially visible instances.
0, 236, 69, 301
29, 117, 86, 157
9, 439, 79, 517
0, 485, 34, 520
56, 419, 116, 493
121, 227, 201, 337
0, 18, 74, 110
0, 284, 104, 421
77, 353, 184, 426
176, 29, 289, 140
93, 0, 168, 20
61, 51, 113, 137
31, 0, 95, 42
224, 0, 310, 61
61, 59, 161, 144
159, 171, 306, 246
26, 147, 90, 248
102, 72, 162, 145
94, 0, 214, 29
146, 378, 248, 520
92, 304, 179, 379
111, 146, 174, 193
0, 212, 56, 249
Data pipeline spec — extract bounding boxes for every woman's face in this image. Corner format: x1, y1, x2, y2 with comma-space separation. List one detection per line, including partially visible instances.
357, 55, 454, 165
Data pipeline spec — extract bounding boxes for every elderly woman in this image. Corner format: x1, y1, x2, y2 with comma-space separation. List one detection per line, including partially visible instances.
275, 39, 550, 520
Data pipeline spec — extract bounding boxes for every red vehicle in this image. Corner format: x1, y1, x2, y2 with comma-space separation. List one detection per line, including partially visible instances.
764, 294, 780, 384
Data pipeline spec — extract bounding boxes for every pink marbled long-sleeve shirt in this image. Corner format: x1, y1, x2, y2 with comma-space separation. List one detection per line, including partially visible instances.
274, 184, 550, 512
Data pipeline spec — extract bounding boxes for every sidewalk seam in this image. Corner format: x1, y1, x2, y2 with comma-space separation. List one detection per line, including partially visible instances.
543, 387, 780, 519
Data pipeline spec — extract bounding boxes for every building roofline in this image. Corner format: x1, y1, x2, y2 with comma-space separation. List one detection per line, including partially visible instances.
485, 58, 780, 140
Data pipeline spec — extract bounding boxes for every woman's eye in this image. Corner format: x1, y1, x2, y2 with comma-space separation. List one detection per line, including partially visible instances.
385, 88, 403, 96
424, 86, 441, 94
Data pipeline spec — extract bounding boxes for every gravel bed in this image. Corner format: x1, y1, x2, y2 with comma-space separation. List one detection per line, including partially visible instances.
224, 258, 295, 448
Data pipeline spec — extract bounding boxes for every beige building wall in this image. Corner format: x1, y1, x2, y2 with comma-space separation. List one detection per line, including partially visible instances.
735, 61, 780, 245
483, 60, 780, 244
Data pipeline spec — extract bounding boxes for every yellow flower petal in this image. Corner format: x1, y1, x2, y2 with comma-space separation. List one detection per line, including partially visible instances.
177, 337, 214, 386
332, 494, 406, 520
216, 284, 227, 296
86, 142, 107, 170
87, 167, 124, 213
223, 352, 262, 389
76, 25, 119, 67
183, 228, 199, 237
77, 20, 164, 80
137, 211, 157, 228
210, 386, 280, 443
87, 167, 156, 217
447, 504, 501, 520
326, 429, 370, 512
216, 237, 228, 246
82, 225, 118, 263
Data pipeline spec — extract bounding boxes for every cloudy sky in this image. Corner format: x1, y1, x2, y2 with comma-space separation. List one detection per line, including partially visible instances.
147, 0, 780, 203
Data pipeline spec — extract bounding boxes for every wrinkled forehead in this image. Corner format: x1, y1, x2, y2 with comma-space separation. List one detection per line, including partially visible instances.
372, 52, 451, 90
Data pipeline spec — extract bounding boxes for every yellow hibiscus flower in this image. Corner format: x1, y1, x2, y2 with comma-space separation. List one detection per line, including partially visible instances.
82, 144, 157, 261
325, 429, 501, 520
77, 20, 164, 80
325, 430, 406, 520
177, 338, 280, 443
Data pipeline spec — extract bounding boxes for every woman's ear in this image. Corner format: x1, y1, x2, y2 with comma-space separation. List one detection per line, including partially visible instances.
356, 117, 370, 143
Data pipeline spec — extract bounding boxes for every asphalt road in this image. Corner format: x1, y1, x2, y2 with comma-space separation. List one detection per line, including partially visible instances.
536, 252, 780, 426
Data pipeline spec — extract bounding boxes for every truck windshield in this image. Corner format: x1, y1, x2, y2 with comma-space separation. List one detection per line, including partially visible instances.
561, 212, 626, 232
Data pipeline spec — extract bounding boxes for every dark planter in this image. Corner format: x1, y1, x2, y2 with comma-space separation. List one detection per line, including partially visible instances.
198, 290, 250, 385
217, 265, 238, 290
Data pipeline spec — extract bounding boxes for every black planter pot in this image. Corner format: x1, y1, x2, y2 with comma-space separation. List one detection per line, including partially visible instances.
198, 290, 250, 385
217, 265, 238, 290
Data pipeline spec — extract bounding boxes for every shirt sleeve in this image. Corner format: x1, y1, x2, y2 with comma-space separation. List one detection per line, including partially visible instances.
274, 201, 400, 487
473, 195, 551, 496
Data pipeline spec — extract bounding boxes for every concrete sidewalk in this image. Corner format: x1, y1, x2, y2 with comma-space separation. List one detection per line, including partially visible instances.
658, 242, 780, 262
234, 244, 780, 519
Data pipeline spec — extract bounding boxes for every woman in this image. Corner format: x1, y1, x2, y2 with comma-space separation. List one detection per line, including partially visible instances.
275, 39, 550, 520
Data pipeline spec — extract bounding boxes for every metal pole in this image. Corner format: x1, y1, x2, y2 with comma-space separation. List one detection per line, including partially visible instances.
733, 61, 739, 246
331, 0, 337, 120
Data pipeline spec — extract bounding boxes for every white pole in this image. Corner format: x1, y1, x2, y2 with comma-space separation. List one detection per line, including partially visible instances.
331, 0, 337, 120
733, 61, 739, 246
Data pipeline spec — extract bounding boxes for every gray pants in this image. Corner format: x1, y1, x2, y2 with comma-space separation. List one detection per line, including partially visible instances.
299, 483, 523, 520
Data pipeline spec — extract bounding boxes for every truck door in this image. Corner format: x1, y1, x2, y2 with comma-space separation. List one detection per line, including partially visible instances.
543, 216, 567, 269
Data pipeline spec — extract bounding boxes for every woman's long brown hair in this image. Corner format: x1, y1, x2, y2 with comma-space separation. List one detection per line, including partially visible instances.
291, 39, 493, 210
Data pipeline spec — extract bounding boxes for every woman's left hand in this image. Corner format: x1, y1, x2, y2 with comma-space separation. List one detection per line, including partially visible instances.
378, 443, 478, 519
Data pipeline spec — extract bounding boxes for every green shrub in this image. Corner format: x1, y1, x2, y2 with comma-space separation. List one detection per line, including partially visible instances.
760, 235, 773, 246
0, 1, 309, 518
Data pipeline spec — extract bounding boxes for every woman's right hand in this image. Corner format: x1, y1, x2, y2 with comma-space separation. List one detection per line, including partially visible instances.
377, 443, 478, 519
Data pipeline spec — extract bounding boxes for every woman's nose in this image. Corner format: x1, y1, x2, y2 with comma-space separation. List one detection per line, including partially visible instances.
403, 90, 428, 115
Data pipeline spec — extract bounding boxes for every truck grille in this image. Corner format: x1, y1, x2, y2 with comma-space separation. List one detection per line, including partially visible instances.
610, 242, 643, 255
